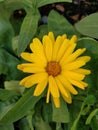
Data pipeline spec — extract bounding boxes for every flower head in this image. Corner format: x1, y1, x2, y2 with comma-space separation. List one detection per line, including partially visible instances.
17, 32, 91, 108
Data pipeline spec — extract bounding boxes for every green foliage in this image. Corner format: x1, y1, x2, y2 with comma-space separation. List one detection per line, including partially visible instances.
75, 13, 98, 39
0, 48, 22, 80
0, 124, 14, 130
52, 98, 69, 123
0, 0, 98, 130
48, 10, 78, 37
0, 87, 43, 124
0, 88, 18, 101
17, 11, 40, 55
37, 0, 72, 8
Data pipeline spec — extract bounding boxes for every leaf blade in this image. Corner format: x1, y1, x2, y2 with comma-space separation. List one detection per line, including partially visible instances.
0, 87, 43, 124
75, 13, 98, 39
37, 0, 72, 8
18, 11, 40, 55
48, 10, 78, 37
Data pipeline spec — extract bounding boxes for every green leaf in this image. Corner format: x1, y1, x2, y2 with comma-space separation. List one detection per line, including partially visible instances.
52, 97, 69, 123
4, 0, 33, 11
0, 101, 15, 121
56, 123, 63, 130
90, 117, 98, 130
84, 95, 96, 105
75, 13, 98, 39
67, 100, 82, 130
0, 6, 14, 51
36, 25, 48, 39
71, 95, 95, 130
86, 109, 98, 125
0, 48, 22, 80
4, 80, 25, 95
77, 38, 98, 59
0, 0, 4, 2
27, 113, 34, 130
18, 117, 31, 130
37, 0, 72, 8
12, 36, 19, 55
18, 11, 40, 55
48, 10, 78, 37
0, 124, 14, 130
0, 88, 18, 101
77, 38, 98, 94
42, 103, 52, 122
34, 115, 52, 130
0, 87, 44, 124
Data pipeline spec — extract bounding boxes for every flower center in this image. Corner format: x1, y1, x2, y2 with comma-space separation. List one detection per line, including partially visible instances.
46, 61, 61, 77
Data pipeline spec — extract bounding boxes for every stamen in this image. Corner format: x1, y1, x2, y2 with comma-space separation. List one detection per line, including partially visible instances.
46, 61, 61, 77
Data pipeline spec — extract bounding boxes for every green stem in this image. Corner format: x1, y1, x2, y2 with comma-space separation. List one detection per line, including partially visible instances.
70, 102, 85, 130
56, 123, 63, 130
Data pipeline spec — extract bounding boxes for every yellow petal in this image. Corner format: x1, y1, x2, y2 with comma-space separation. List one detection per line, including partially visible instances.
52, 36, 63, 61
48, 32, 55, 43
31, 53, 47, 67
19, 75, 33, 86
56, 39, 70, 61
57, 75, 78, 95
46, 88, 50, 103
30, 38, 43, 53
24, 72, 48, 88
61, 34, 67, 42
30, 38, 47, 62
17, 63, 45, 73
43, 35, 53, 61
77, 56, 91, 63
55, 77, 69, 98
62, 92, 72, 104
60, 43, 76, 65
73, 69, 91, 75
70, 35, 77, 43
68, 79, 88, 89
34, 77, 48, 96
80, 81, 88, 88
62, 60, 86, 70
63, 48, 86, 65
49, 76, 60, 98
20, 52, 34, 62
62, 71, 85, 81
52, 97, 60, 108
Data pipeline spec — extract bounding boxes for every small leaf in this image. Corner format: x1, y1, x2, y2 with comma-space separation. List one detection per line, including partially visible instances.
86, 109, 98, 125
84, 95, 96, 105
75, 13, 98, 39
34, 115, 52, 130
37, 0, 72, 8
56, 123, 63, 130
48, 10, 78, 37
18, 10, 40, 55
4, 80, 25, 95
52, 97, 69, 123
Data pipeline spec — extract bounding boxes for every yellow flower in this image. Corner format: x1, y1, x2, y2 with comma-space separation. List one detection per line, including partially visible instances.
17, 32, 91, 108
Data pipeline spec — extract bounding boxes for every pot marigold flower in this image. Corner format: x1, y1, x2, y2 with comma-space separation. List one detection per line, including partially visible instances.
17, 32, 91, 108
